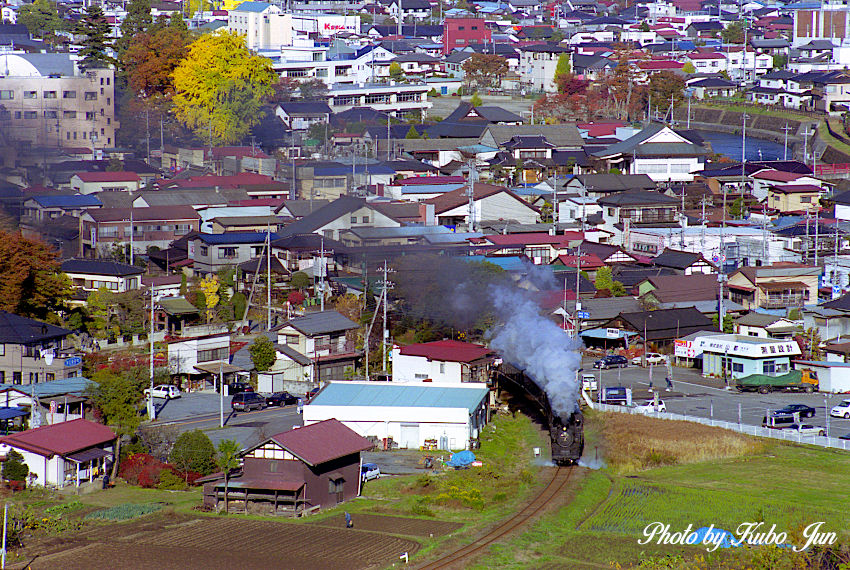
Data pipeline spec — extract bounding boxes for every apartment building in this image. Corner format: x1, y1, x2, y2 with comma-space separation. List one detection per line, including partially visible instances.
0, 53, 117, 152
79, 206, 201, 258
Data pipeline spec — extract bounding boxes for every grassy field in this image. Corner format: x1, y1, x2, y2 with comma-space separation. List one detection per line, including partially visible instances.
470, 411, 850, 569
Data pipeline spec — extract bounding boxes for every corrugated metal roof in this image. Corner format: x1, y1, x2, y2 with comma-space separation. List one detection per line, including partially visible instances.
309, 382, 488, 412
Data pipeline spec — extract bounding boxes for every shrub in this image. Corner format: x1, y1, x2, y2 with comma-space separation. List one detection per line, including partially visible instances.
287, 290, 305, 305
3, 450, 29, 482
409, 496, 435, 517
157, 469, 188, 490
119, 453, 169, 488
169, 430, 217, 477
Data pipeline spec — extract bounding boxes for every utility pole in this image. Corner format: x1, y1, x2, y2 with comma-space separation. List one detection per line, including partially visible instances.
266, 225, 271, 330
379, 261, 394, 373
815, 199, 820, 266
129, 209, 134, 266
782, 122, 792, 161
467, 160, 477, 232
219, 361, 224, 428
319, 235, 325, 312
805, 205, 811, 262
148, 292, 155, 421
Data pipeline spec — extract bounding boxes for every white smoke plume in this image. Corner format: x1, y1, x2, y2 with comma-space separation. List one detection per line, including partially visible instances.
487, 283, 582, 416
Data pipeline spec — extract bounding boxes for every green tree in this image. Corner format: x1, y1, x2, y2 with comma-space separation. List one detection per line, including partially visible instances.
721, 21, 745, 44
249, 335, 277, 371
728, 196, 747, 219
405, 125, 421, 139
180, 273, 188, 297
87, 369, 145, 479
77, 4, 115, 70
388, 61, 405, 82
172, 31, 276, 145
116, 0, 152, 54
169, 430, 217, 480
231, 291, 247, 320
595, 266, 614, 291
298, 77, 328, 101
216, 439, 242, 513
290, 271, 310, 289
106, 157, 123, 171
2, 450, 28, 482
682, 61, 696, 74
773, 54, 788, 69
17, 0, 63, 45
469, 91, 483, 107
554, 53, 571, 82
611, 281, 627, 297
639, 21, 650, 32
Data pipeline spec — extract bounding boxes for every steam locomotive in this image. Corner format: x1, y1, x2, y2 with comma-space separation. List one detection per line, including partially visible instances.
496, 362, 584, 465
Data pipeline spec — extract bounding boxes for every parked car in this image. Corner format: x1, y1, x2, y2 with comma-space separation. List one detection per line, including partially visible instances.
144, 385, 181, 399
581, 373, 598, 392
772, 404, 816, 418
593, 355, 628, 369
763, 414, 798, 428
784, 424, 826, 436
830, 399, 850, 419
228, 382, 254, 394
231, 392, 265, 412
630, 353, 665, 366
600, 386, 631, 406
633, 399, 666, 413
266, 391, 298, 407
361, 463, 381, 482
839, 433, 850, 441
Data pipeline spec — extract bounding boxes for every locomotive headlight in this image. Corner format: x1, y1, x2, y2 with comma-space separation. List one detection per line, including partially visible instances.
556, 428, 574, 446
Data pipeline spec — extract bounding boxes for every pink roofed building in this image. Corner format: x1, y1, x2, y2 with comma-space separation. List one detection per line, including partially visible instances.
393, 340, 496, 383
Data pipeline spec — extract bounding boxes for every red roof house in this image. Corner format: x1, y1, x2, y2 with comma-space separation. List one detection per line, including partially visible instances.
394, 340, 496, 383
0, 419, 115, 488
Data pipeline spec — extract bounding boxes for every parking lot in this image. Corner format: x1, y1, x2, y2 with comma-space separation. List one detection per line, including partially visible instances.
583, 356, 850, 439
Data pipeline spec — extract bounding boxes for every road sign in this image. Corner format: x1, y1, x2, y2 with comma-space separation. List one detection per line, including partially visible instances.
64, 356, 82, 367
49, 400, 57, 414
576, 311, 590, 319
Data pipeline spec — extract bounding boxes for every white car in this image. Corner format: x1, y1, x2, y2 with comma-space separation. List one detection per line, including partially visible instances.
144, 385, 181, 399
785, 424, 826, 436
633, 399, 666, 413
581, 374, 598, 392
631, 353, 666, 366
830, 399, 850, 419
361, 463, 381, 482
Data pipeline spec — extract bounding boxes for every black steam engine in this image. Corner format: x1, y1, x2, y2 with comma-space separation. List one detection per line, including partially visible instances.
496, 363, 584, 465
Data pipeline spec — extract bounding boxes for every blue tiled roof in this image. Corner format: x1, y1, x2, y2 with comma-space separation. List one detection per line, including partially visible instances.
195, 231, 277, 245
0, 376, 92, 398
232, 1, 274, 11
309, 382, 488, 413
31, 194, 102, 208
465, 255, 527, 272
400, 183, 465, 194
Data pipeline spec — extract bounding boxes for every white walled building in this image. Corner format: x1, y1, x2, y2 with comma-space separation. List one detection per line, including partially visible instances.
391, 340, 495, 383
518, 44, 571, 93
303, 382, 490, 450
167, 333, 230, 376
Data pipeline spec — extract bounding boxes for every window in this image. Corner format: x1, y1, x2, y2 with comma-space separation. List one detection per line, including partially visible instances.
44, 111, 58, 119
23, 111, 37, 119
23, 91, 37, 99
286, 334, 299, 346
316, 69, 328, 78
415, 373, 429, 380
218, 247, 238, 259
0, 90, 14, 100
86, 112, 96, 120
800, 196, 812, 203
12, 372, 21, 385
63, 91, 76, 99
763, 360, 776, 375
0, 344, 3, 356
197, 347, 229, 362
64, 111, 77, 118
46, 373, 55, 382
328, 477, 344, 494
0, 372, 4, 383
199, 245, 208, 256
732, 362, 744, 373
84, 92, 97, 101
43, 91, 57, 99
361, 216, 369, 223
439, 362, 445, 374
458, 26, 465, 30
350, 216, 357, 223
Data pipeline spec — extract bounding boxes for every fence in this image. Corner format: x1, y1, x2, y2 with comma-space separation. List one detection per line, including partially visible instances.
814, 163, 850, 176
586, 397, 850, 452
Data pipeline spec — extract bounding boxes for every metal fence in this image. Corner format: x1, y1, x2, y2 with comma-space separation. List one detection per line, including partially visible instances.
587, 399, 850, 452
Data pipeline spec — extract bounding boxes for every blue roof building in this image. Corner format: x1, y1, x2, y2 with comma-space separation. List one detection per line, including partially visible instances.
304, 381, 490, 450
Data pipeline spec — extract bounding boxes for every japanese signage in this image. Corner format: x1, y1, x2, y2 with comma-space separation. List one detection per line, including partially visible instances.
694, 336, 800, 358
674, 339, 696, 358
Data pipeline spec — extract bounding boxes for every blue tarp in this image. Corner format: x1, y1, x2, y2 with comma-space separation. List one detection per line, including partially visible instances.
0, 407, 28, 420
446, 450, 475, 468
689, 526, 741, 549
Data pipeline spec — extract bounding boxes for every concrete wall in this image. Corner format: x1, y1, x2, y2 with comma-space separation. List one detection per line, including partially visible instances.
392, 354, 463, 383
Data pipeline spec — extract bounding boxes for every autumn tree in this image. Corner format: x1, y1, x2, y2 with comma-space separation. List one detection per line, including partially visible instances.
0, 231, 69, 320
462, 53, 508, 90
17, 0, 63, 45
122, 17, 192, 100
647, 70, 686, 111
198, 274, 220, 323
172, 31, 275, 145
682, 61, 696, 74
87, 368, 145, 478
601, 45, 647, 120
77, 4, 115, 70
388, 61, 405, 83
272, 76, 301, 103
298, 78, 328, 101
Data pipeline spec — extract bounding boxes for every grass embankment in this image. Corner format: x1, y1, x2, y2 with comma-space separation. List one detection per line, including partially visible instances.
471, 411, 850, 569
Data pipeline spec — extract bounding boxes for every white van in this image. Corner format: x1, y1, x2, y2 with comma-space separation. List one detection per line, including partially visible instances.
581, 374, 598, 392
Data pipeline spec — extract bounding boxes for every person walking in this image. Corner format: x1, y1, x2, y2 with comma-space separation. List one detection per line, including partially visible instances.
665, 376, 673, 392
345, 512, 353, 528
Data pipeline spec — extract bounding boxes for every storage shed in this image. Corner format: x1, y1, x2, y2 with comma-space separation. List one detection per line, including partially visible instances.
793, 360, 850, 393
303, 382, 490, 450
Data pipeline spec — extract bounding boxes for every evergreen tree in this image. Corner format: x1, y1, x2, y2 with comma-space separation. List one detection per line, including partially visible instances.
117, 0, 152, 54
78, 5, 115, 70
405, 125, 420, 139
17, 0, 63, 45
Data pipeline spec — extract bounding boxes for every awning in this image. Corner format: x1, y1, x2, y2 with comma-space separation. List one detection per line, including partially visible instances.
728, 283, 755, 292
214, 477, 304, 492
66, 448, 110, 463
327, 471, 344, 481
194, 363, 245, 375
0, 407, 28, 420
760, 281, 807, 291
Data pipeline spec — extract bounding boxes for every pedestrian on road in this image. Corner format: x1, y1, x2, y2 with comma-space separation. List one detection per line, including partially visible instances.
345, 512, 353, 528
665, 377, 673, 391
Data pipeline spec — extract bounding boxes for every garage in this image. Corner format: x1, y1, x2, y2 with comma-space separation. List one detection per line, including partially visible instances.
303, 382, 490, 451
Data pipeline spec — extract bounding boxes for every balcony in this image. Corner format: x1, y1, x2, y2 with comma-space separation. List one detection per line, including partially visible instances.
311, 339, 359, 360
761, 295, 805, 309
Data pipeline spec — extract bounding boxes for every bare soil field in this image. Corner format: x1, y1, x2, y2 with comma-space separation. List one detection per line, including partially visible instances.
22, 515, 421, 570
309, 513, 462, 537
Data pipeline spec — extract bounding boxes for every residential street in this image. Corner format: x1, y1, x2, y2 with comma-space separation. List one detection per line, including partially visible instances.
584, 357, 850, 438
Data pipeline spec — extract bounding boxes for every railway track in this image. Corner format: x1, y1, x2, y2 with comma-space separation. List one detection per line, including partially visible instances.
417, 466, 575, 570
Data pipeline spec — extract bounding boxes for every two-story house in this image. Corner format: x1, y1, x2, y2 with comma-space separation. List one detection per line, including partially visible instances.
0, 312, 84, 384
278, 196, 402, 241
167, 332, 231, 390
518, 44, 572, 93
598, 191, 680, 246
269, 310, 360, 386
392, 340, 496, 383
61, 259, 144, 294
188, 231, 277, 274
727, 264, 820, 310
69, 172, 141, 195
766, 184, 823, 213
79, 206, 201, 258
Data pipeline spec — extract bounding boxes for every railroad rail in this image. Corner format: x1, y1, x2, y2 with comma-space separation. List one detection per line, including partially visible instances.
417, 466, 575, 570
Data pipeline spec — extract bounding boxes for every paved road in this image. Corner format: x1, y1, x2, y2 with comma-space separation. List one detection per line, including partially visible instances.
583, 357, 850, 439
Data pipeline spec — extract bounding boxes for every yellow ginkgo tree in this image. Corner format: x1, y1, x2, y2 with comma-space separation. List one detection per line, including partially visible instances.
171, 31, 275, 145
198, 274, 220, 323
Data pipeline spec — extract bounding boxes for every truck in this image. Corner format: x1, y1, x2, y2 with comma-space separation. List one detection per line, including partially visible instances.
735, 369, 818, 394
